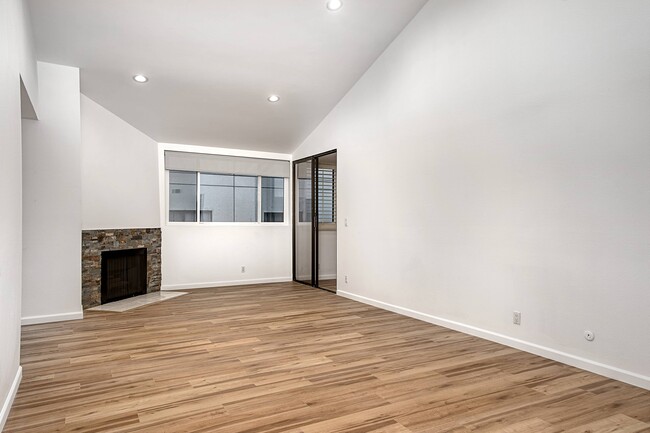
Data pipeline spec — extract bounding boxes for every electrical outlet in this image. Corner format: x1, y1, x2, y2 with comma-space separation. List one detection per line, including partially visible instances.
345, 275, 348, 284
513, 311, 521, 325
344, 218, 348, 227
241, 266, 246, 273
584, 330, 595, 341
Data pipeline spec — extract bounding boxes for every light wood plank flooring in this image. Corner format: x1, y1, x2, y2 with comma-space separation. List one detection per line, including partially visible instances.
6, 282, 650, 432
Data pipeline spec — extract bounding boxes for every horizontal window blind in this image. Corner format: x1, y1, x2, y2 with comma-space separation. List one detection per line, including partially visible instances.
165, 151, 290, 178
317, 168, 336, 223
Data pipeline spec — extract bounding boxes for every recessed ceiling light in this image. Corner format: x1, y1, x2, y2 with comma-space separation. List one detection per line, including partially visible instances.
133, 74, 148, 83
326, 0, 343, 11
268, 95, 280, 103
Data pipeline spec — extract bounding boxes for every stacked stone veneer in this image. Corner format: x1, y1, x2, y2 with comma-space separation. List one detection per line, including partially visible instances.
82, 228, 161, 309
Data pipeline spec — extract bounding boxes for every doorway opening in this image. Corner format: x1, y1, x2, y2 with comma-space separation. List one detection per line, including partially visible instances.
293, 150, 337, 293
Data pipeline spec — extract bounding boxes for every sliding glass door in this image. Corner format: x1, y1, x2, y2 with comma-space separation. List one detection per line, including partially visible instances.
293, 150, 337, 292
317, 152, 337, 292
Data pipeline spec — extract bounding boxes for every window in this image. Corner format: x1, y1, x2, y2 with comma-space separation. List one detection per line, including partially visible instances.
168, 171, 285, 224
200, 174, 258, 222
169, 171, 197, 222
165, 151, 289, 224
297, 178, 311, 223
261, 177, 285, 222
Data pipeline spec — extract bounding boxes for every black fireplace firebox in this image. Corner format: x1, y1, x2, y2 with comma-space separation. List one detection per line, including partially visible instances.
101, 248, 148, 304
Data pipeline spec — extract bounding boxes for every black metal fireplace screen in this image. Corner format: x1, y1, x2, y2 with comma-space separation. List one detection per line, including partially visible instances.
101, 248, 147, 304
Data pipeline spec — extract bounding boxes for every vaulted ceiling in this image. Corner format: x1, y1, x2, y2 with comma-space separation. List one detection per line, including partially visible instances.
27, 0, 428, 153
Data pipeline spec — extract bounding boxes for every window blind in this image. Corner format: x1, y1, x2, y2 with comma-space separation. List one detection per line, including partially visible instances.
165, 151, 290, 178
317, 168, 336, 223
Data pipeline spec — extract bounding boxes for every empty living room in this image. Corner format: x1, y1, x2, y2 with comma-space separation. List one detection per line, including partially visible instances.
1, 0, 649, 432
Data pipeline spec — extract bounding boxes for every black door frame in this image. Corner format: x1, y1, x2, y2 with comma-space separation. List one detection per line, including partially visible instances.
292, 149, 337, 291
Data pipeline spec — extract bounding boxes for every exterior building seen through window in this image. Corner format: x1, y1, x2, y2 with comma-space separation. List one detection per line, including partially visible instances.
169, 170, 285, 223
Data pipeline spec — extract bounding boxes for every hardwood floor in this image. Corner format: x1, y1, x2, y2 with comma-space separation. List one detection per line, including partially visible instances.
6, 282, 650, 432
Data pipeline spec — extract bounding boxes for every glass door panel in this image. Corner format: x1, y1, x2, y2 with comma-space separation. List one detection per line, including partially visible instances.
294, 160, 313, 285
317, 152, 337, 292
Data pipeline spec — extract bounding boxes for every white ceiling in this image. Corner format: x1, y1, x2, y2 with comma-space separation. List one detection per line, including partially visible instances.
27, 0, 428, 153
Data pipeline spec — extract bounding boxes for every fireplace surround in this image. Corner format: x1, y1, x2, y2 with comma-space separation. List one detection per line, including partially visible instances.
82, 228, 161, 309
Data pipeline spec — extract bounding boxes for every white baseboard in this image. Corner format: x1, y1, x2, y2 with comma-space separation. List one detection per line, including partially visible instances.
0, 366, 22, 431
338, 290, 650, 391
162, 277, 292, 291
21, 311, 83, 326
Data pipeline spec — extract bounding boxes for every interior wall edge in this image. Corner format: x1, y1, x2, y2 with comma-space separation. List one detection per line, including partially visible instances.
19, 76, 37, 120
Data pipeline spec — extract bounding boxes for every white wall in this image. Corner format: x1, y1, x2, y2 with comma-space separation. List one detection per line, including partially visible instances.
294, 0, 650, 389
9, 0, 38, 114
159, 143, 292, 289
81, 95, 160, 230
21, 62, 82, 325
162, 225, 292, 289
0, 0, 37, 427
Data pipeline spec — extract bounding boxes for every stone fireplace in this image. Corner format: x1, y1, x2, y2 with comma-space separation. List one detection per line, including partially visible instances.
82, 228, 161, 309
